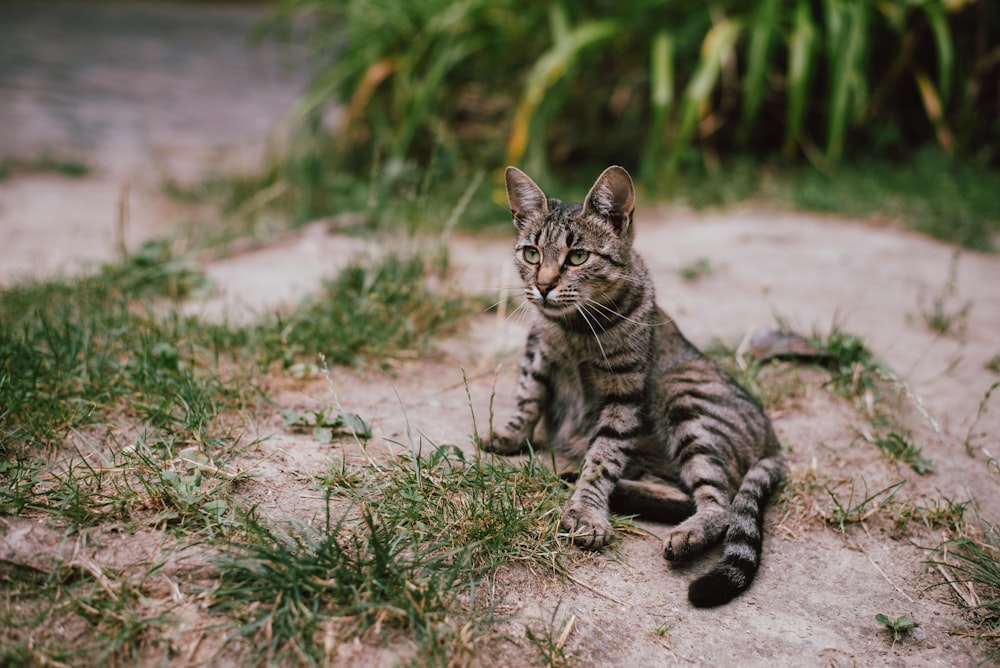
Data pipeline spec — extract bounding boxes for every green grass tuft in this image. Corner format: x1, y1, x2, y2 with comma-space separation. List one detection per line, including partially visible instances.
213, 444, 569, 663
255, 250, 477, 369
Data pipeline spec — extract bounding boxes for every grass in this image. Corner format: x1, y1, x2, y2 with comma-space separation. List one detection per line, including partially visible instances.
653, 149, 1000, 252
192, 140, 1000, 252
212, 443, 570, 664
3, 158, 998, 662
809, 326, 937, 476
894, 496, 968, 538
919, 251, 971, 337
678, 257, 713, 282
0, 154, 91, 181
0, 239, 238, 455
825, 479, 906, 532
254, 249, 479, 370
931, 514, 1000, 661
0, 229, 559, 664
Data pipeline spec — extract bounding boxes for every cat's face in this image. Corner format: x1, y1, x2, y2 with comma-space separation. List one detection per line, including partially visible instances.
505, 166, 636, 317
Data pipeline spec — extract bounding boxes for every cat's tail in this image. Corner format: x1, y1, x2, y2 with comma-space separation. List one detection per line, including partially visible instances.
687, 454, 785, 608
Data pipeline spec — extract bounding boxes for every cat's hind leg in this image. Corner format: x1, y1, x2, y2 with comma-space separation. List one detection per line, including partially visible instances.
610, 476, 695, 523
661, 452, 735, 561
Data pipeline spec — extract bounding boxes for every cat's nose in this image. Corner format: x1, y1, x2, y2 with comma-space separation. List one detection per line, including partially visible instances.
537, 278, 557, 297
537, 268, 559, 297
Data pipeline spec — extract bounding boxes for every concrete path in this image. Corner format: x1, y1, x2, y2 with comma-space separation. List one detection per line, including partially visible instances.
0, 1, 307, 281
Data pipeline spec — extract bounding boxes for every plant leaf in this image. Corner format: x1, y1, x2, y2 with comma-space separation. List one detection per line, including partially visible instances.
785, 0, 817, 155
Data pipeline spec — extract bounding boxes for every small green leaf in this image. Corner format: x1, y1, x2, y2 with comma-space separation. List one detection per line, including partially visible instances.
341, 412, 372, 439
202, 499, 228, 516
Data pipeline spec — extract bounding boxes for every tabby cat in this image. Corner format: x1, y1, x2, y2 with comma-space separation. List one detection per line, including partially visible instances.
484, 165, 785, 608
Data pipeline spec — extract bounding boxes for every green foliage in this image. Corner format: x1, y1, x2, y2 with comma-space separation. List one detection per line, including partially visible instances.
987, 356, 1000, 375
524, 602, 575, 668
773, 150, 1000, 252
678, 257, 713, 282
809, 326, 937, 475
894, 495, 968, 536
263, 0, 999, 183
0, 241, 239, 454
281, 406, 372, 444
825, 479, 905, 531
0, 154, 91, 179
213, 445, 569, 663
872, 432, 934, 475
256, 250, 479, 369
933, 518, 1000, 660
875, 613, 919, 643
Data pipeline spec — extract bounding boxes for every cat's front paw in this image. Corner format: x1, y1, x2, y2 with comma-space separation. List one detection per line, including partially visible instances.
560, 502, 613, 549
481, 429, 528, 455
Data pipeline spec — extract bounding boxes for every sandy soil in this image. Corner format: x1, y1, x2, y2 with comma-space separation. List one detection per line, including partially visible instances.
2, 2, 999, 667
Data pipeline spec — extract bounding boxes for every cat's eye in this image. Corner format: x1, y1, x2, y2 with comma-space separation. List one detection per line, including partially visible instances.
522, 247, 541, 264
566, 249, 590, 266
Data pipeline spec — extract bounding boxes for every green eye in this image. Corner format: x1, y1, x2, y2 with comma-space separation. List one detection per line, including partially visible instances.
522, 247, 541, 264
566, 249, 590, 266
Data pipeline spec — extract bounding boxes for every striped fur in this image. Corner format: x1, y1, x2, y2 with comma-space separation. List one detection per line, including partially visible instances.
486, 166, 785, 608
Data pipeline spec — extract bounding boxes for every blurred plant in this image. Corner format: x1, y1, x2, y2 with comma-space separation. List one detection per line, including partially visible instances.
261, 0, 998, 185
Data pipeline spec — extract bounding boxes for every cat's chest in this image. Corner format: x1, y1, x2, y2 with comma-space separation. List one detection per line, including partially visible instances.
543, 349, 605, 403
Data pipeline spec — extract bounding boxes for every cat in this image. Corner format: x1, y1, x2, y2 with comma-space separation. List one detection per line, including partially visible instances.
484, 165, 785, 608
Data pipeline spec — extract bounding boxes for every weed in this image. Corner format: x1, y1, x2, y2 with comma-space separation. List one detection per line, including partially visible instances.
876, 613, 919, 644
213, 442, 569, 664
0, 555, 175, 666
922, 299, 971, 337
327, 443, 568, 574
870, 432, 934, 475
651, 619, 676, 637
987, 356, 1000, 375
894, 496, 968, 537
705, 339, 807, 411
212, 509, 481, 665
525, 603, 575, 668
963, 381, 1000, 455
678, 257, 713, 282
825, 479, 905, 532
0, 243, 248, 455
0, 154, 90, 179
930, 515, 1000, 661
920, 251, 970, 337
256, 249, 478, 369
812, 327, 881, 402
281, 406, 372, 444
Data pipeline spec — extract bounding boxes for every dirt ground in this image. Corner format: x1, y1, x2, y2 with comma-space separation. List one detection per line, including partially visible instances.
2, 2, 999, 667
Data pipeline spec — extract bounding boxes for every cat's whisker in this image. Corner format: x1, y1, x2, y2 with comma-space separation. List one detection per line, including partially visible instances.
505, 300, 532, 324
574, 303, 612, 370
586, 297, 673, 327
482, 292, 528, 312
578, 300, 610, 333
609, 271, 645, 285
468, 286, 527, 295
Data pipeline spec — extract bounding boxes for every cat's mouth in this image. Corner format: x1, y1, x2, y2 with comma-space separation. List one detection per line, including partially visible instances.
532, 295, 577, 315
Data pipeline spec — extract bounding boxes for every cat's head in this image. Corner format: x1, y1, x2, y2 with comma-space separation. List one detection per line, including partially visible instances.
504, 165, 636, 316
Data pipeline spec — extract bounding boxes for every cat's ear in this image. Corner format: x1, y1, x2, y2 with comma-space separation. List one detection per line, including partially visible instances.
583, 166, 635, 238
505, 166, 548, 230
